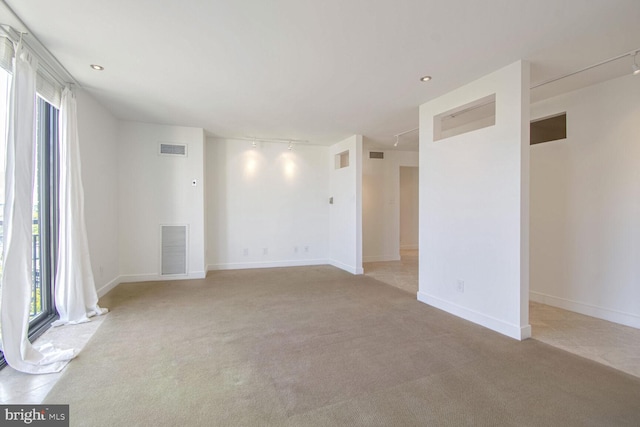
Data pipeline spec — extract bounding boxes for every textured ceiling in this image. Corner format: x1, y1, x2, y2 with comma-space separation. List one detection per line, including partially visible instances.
3, 0, 640, 150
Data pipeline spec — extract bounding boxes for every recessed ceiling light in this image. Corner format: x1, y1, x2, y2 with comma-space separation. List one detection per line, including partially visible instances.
420, 75, 432, 82
90, 64, 104, 71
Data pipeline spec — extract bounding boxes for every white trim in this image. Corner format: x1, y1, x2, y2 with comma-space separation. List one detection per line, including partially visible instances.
96, 276, 121, 298
329, 259, 364, 275
119, 271, 206, 284
417, 291, 531, 340
400, 244, 419, 250
530, 291, 640, 330
208, 259, 328, 271
363, 254, 401, 262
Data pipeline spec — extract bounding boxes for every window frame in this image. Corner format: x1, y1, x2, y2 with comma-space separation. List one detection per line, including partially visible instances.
0, 96, 59, 369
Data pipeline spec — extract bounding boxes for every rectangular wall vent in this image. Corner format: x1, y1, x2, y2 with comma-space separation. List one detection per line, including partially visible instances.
159, 143, 187, 156
369, 151, 384, 159
161, 225, 187, 275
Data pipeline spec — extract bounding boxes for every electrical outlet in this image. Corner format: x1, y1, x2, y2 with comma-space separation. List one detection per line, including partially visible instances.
304, 246, 309, 253
294, 246, 299, 253
456, 280, 465, 293
263, 248, 268, 255
243, 248, 249, 256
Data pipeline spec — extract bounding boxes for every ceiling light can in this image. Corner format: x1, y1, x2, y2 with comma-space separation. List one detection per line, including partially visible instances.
90, 64, 104, 71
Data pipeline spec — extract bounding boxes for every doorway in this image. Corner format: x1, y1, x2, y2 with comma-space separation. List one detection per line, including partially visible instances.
399, 166, 418, 254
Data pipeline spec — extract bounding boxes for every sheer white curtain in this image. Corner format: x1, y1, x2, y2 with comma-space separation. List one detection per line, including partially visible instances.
0, 41, 75, 374
53, 87, 107, 325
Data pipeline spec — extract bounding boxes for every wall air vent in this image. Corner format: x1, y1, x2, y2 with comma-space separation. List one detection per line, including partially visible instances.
369, 151, 384, 159
161, 225, 187, 275
159, 143, 187, 157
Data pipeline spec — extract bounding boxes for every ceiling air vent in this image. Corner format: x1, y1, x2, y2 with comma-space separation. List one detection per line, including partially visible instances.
159, 143, 187, 157
369, 151, 384, 159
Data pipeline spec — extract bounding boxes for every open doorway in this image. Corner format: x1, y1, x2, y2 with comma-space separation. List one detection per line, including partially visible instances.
399, 166, 419, 255
363, 164, 419, 294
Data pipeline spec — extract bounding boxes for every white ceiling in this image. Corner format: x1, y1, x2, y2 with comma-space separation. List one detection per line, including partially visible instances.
3, 0, 640, 150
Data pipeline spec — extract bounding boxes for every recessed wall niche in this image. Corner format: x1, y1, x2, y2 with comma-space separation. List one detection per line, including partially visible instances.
335, 150, 349, 169
530, 113, 566, 145
433, 94, 496, 141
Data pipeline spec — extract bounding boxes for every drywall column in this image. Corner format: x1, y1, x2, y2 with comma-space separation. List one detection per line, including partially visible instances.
329, 135, 363, 274
418, 61, 531, 340
118, 122, 206, 281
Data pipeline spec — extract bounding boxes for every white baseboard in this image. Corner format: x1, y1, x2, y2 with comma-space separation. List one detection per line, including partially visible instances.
530, 291, 640, 329
328, 259, 364, 275
118, 271, 207, 284
208, 259, 328, 271
363, 254, 401, 262
400, 244, 419, 250
96, 276, 121, 298
417, 291, 531, 340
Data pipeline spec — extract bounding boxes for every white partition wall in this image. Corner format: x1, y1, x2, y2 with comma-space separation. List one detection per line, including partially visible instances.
418, 61, 531, 340
329, 135, 363, 274
530, 74, 640, 329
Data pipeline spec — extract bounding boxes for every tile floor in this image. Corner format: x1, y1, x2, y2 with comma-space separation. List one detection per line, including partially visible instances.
365, 250, 640, 379
0, 315, 106, 404
530, 301, 640, 378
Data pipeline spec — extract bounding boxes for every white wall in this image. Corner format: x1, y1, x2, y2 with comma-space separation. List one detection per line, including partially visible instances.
362, 145, 419, 261
399, 166, 419, 250
118, 122, 206, 281
206, 138, 329, 269
530, 74, 640, 329
76, 90, 120, 296
329, 135, 363, 274
418, 61, 530, 340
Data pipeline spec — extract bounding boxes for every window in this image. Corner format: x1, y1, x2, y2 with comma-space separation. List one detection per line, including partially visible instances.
30, 96, 59, 334
0, 69, 59, 367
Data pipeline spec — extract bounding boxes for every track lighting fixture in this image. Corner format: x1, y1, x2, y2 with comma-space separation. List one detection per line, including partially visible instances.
288, 141, 293, 150
633, 52, 640, 76
393, 127, 418, 148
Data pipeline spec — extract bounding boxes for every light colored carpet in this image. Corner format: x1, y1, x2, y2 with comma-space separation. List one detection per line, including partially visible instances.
45, 266, 640, 426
